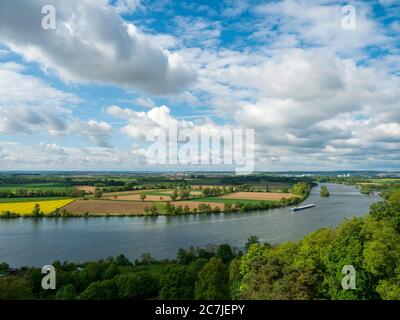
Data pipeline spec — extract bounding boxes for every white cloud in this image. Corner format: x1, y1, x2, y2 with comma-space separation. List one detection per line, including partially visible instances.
253, 0, 390, 56
0, 63, 76, 134
0, 63, 113, 147
70, 119, 113, 148
114, 0, 142, 13
134, 96, 156, 109
0, 142, 139, 170
0, 0, 196, 94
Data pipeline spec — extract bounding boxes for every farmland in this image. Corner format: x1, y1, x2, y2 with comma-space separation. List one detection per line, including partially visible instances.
0, 173, 313, 216
62, 200, 149, 215
59, 187, 304, 216
0, 183, 73, 192
219, 192, 295, 201
0, 197, 72, 203
0, 199, 75, 215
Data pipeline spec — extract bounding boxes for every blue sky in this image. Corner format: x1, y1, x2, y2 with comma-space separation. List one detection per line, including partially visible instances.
0, 0, 399, 171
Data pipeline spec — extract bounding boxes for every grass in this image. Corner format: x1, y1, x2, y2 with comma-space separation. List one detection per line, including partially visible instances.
0, 183, 73, 192
139, 190, 174, 196
0, 199, 75, 215
186, 197, 272, 204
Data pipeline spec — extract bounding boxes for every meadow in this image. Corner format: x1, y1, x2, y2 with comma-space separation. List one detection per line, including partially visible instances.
0, 183, 72, 192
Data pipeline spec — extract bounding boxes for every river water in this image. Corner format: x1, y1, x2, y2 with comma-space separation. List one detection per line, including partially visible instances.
0, 183, 380, 267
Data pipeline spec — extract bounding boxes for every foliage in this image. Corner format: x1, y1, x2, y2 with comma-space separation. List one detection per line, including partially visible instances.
0, 276, 34, 300
2, 187, 400, 300
194, 257, 230, 300
320, 185, 330, 197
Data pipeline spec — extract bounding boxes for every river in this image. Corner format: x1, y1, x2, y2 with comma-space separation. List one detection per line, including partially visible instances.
0, 183, 380, 267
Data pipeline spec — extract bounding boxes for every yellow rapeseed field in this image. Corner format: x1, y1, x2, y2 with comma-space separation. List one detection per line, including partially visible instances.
0, 199, 75, 215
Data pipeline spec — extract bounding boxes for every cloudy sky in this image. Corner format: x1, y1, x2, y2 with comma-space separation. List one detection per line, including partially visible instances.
0, 0, 399, 171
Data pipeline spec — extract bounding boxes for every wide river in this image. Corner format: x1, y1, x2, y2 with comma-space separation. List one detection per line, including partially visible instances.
0, 183, 380, 267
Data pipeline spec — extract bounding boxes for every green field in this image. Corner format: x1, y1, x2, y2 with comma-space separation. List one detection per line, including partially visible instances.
139, 190, 174, 196
0, 183, 73, 192
192, 197, 273, 204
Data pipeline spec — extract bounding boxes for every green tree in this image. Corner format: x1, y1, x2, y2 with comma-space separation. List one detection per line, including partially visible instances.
80, 279, 117, 300
194, 257, 230, 300
216, 243, 235, 264
0, 262, 9, 274
31, 203, 42, 217
94, 189, 103, 199
170, 190, 179, 201
0, 276, 34, 300
160, 265, 197, 299
55, 284, 77, 300
115, 272, 159, 299
245, 235, 260, 251
228, 257, 242, 299
102, 263, 121, 280
320, 185, 330, 197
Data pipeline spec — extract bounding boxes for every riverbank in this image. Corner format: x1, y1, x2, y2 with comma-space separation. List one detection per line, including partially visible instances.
0, 184, 311, 218
0, 183, 379, 267
0, 187, 394, 300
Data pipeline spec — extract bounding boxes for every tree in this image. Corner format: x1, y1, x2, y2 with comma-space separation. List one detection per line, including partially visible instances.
160, 262, 204, 300
320, 185, 330, 197
115, 254, 132, 266
141, 253, 155, 265
228, 258, 242, 299
55, 284, 77, 300
94, 189, 103, 199
194, 257, 230, 300
140, 194, 147, 202
115, 272, 159, 299
376, 279, 400, 300
102, 263, 121, 280
292, 183, 311, 197
177, 247, 196, 264
170, 190, 178, 201
149, 205, 158, 216
165, 202, 175, 215
31, 203, 42, 217
80, 279, 117, 300
0, 262, 9, 274
245, 235, 260, 251
0, 276, 34, 300
216, 243, 235, 264
179, 189, 190, 200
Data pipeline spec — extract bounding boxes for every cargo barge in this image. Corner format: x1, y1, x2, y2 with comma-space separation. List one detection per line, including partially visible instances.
291, 204, 315, 212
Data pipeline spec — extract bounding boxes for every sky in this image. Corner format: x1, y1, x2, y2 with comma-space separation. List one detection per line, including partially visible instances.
0, 0, 399, 171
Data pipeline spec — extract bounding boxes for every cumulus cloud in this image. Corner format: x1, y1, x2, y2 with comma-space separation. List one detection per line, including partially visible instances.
0, 142, 139, 170
0, 63, 113, 147
107, 104, 194, 141
0, 0, 399, 170
0, 0, 196, 94
253, 0, 390, 56
0, 62, 76, 134
69, 119, 113, 148
114, 0, 142, 13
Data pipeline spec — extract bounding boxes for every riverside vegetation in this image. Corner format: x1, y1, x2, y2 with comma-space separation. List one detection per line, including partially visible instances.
1, 189, 399, 300
0, 182, 312, 218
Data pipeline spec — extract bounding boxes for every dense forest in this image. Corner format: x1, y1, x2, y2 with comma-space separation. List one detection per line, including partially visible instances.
1, 190, 400, 300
